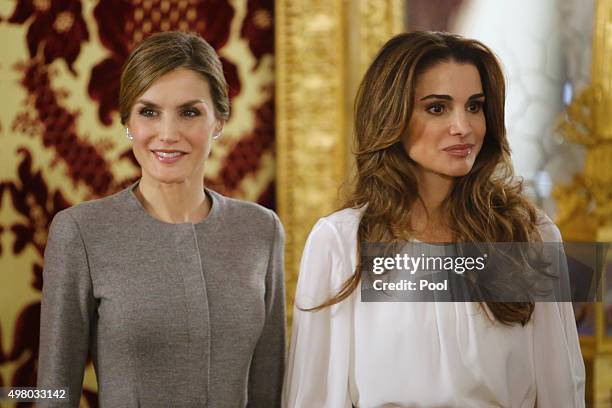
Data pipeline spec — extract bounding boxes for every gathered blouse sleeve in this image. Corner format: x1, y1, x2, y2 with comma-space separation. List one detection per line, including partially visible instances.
283, 218, 355, 408
37, 210, 97, 407
533, 219, 585, 407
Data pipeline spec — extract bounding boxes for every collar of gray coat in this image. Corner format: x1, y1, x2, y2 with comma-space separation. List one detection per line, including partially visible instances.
124, 179, 226, 230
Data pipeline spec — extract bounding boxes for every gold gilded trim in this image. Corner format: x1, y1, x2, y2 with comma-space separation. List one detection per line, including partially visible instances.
276, 0, 347, 324
358, 0, 404, 73
555, 0, 612, 243
592, 0, 612, 141
555, 0, 612, 405
276, 0, 404, 323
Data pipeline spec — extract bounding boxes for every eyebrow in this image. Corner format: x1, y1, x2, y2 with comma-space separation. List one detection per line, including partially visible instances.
135, 99, 207, 108
419, 93, 485, 101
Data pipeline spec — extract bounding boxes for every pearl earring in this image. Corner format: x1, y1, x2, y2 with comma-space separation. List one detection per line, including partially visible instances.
213, 132, 221, 140
126, 128, 133, 141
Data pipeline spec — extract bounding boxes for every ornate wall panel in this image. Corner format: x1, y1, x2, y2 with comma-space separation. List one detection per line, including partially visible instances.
553, 0, 612, 405
276, 0, 347, 325
357, 0, 404, 74
276, 0, 403, 324
0, 0, 274, 405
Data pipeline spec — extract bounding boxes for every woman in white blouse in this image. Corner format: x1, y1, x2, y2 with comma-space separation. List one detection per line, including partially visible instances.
283, 31, 585, 408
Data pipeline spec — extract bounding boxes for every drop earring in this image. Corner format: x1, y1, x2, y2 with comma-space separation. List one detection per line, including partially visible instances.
212, 131, 221, 140
126, 128, 133, 141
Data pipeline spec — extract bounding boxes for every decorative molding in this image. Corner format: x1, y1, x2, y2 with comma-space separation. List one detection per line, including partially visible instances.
554, 0, 612, 405
358, 0, 404, 74
275, 0, 404, 323
555, 0, 612, 242
276, 0, 346, 323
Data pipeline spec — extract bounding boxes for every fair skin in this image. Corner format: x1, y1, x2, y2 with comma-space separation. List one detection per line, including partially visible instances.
402, 60, 486, 241
126, 68, 224, 224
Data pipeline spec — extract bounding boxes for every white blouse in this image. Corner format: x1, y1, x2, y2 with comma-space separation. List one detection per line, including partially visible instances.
283, 208, 585, 408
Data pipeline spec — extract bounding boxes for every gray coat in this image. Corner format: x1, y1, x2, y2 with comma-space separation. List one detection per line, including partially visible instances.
37, 180, 286, 407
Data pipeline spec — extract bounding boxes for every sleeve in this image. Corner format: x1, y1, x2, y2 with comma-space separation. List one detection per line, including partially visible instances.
248, 211, 287, 407
37, 210, 96, 408
533, 219, 585, 407
282, 219, 354, 408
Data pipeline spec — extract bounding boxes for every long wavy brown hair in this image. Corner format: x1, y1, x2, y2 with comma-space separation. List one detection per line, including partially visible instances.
310, 31, 545, 326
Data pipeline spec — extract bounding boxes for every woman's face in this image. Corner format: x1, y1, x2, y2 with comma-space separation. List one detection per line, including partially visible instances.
402, 60, 486, 179
126, 68, 223, 185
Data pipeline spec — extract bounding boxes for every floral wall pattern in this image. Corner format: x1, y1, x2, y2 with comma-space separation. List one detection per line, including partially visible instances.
0, 0, 274, 406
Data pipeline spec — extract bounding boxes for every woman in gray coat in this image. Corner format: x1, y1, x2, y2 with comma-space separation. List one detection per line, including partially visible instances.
37, 31, 285, 407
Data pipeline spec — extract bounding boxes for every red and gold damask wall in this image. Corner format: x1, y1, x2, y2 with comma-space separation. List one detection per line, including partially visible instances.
0, 0, 274, 405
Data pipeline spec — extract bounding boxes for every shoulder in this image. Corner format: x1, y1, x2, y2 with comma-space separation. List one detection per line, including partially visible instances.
210, 190, 283, 239
51, 186, 132, 229
310, 207, 362, 244
296, 208, 362, 306
321, 207, 362, 228
46, 194, 128, 254
302, 207, 363, 268
58, 185, 131, 221
534, 209, 563, 243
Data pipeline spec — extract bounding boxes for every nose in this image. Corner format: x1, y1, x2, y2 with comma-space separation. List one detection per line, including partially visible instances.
449, 110, 471, 136
158, 115, 180, 143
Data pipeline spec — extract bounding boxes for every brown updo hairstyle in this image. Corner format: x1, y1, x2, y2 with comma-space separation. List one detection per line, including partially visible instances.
308, 31, 546, 326
119, 31, 230, 125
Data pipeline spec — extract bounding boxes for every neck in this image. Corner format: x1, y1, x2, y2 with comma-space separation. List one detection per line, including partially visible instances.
410, 169, 454, 241
135, 174, 210, 224
417, 169, 453, 210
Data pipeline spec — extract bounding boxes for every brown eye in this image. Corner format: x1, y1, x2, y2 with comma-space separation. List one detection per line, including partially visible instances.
181, 108, 200, 117
426, 103, 445, 115
467, 101, 484, 113
139, 107, 157, 117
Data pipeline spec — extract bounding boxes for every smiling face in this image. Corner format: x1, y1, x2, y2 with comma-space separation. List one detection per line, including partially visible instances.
402, 60, 486, 179
126, 68, 223, 185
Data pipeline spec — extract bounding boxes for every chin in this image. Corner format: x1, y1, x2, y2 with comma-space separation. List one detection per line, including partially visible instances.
148, 170, 190, 185
441, 164, 474, 178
